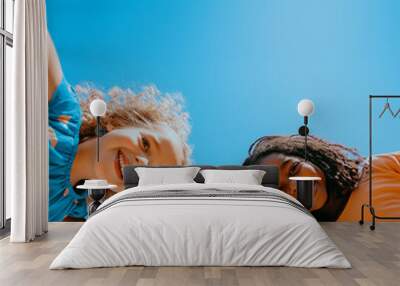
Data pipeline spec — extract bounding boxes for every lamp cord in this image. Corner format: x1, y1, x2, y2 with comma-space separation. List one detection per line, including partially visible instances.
305, 132, 308, 161
96, 116, 100, 162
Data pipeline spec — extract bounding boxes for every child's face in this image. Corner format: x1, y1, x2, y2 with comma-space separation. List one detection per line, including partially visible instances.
76, 124, 185, 190
257, 153, 328, 211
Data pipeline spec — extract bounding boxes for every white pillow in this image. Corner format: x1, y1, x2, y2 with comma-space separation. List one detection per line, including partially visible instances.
135, 167, 201, 186
200, 169, 266, 185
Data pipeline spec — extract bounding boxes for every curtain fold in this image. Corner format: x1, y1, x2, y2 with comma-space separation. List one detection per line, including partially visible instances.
8, 0, 48, 242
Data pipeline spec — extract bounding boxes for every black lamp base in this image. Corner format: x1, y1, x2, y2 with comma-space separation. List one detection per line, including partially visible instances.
296, 180, 314, 209
298, 125, 309, 136
88, 188, 107, 214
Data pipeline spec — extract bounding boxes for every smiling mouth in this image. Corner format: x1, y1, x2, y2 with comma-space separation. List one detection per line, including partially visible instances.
115, 150, 129, 180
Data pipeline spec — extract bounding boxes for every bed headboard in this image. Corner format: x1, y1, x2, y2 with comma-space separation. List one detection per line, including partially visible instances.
122, 165, 280, 189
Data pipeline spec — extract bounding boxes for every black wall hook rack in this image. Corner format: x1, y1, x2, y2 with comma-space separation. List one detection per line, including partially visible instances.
360, 95, 400, 230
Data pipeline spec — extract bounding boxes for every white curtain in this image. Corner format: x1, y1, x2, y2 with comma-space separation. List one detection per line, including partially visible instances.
7, 0, 48, 242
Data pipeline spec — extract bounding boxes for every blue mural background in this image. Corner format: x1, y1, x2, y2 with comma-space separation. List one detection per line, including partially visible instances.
47, 0, 400, 164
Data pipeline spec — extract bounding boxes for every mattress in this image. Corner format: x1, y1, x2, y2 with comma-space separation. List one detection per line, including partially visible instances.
50, 183, 351, 269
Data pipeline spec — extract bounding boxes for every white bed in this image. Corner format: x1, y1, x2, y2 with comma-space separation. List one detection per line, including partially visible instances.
50, 183, 351, 269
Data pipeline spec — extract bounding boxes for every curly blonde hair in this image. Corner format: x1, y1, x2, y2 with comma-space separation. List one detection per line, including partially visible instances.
75, 84, 192, 164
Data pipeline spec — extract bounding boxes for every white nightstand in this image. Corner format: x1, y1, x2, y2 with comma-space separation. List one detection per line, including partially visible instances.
289, 177, 321, 209
77, 180, 117, 214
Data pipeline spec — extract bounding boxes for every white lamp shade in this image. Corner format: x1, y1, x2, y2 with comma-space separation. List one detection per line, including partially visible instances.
90, 99, 107, 117
297, 99, 315, 116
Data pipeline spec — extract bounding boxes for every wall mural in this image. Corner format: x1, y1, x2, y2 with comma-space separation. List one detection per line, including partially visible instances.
47, 1, 400, 222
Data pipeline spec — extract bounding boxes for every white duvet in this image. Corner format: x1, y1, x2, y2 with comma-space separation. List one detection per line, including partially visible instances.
50, 183, 351, 269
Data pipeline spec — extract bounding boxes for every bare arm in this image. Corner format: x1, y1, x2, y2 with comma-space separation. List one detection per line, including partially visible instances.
47, 32, 63, 101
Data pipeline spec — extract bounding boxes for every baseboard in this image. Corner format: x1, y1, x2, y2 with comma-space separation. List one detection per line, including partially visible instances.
0, 218, 11, 239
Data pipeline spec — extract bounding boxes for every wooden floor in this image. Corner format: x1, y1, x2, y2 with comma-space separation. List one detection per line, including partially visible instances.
0, 222, 399, 286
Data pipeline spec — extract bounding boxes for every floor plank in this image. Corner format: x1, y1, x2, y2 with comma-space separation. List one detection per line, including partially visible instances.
0, 222, 399, 286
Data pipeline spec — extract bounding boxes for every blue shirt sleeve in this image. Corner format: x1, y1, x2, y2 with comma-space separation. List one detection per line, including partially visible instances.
48, 78, 87, 221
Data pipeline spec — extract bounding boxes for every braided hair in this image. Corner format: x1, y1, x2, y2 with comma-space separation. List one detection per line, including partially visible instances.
244, 135, 367, 220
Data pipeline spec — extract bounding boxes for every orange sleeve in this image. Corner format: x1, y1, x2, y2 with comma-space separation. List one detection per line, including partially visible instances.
338, 152, 400, 222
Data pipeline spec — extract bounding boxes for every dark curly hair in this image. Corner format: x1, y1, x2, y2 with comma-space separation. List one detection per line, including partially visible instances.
243, 135, 367, 220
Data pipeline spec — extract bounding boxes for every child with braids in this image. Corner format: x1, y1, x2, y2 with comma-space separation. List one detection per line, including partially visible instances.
244, 135, 400, 221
